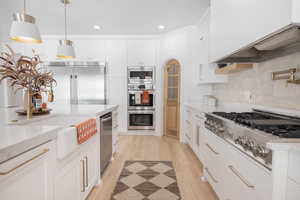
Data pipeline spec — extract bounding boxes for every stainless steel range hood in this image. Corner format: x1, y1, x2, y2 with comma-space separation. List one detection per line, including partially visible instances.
216, 24, 300, 63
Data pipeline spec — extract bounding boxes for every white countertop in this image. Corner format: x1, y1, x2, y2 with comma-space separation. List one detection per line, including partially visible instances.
0, 104, 118, 163
0, 125, 61, 163
0, 104, 118, 125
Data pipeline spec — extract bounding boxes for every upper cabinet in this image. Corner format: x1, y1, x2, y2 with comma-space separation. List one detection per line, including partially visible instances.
193, 9, 227, 84
210, 0, 300, 62
73, 39, 106, 61
127, 39, 158, 66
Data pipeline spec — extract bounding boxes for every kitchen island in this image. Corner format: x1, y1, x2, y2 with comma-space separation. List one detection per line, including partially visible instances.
0, 104, 118, 200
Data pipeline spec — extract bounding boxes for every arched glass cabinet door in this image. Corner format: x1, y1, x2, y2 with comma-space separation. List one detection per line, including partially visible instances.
164, 60, 180, 139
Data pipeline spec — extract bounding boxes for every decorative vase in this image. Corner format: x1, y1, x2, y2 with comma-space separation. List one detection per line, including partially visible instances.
24, 89, 33, 119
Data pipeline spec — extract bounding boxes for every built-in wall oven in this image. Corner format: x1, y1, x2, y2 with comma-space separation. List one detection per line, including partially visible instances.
128, 66, 154, 83
128, 110, 155, 130
128, 90, 155, 110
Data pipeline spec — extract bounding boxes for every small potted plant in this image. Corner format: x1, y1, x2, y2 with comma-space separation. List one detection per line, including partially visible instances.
0, 45, 56, 119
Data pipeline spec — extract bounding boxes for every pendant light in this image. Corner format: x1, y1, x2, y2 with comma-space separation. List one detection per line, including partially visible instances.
57, 0, 75, 59
10, 0, 42, 44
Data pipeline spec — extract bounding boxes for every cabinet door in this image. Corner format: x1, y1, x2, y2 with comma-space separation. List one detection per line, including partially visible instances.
196, 10, 227, 84
85, 139, 99, 191
210, 0, 292, 62
80, 136, 100, 200
127, 40, 157, 66
112, 111, 119, 153
0, 142, 55, 200
55, 157, 81, 200
73, 39, 106, 60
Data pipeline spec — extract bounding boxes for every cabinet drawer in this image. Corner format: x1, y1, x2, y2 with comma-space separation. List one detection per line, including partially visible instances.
0, 142, 54, 200
203, 129, 228, 198
227, 146, 272, 200
286, 178, 300, 200
0, 143, 52, 180
288, 151, 300, 185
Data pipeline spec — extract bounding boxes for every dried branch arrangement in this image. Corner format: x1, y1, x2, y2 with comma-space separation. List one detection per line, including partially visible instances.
0, 45, 56, 94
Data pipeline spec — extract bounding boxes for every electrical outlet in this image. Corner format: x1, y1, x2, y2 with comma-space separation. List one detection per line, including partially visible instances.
244, 91, 252, 103
244, 91, 255, 104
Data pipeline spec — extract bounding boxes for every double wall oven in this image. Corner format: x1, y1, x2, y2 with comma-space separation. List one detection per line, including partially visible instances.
127, 66, 156, 130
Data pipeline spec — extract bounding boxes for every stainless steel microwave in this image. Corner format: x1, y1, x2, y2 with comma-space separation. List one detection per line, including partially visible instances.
128, 66, 155, 83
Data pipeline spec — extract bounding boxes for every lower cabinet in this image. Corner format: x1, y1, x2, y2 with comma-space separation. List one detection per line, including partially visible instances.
55, 155, 81, 200
80, 136, 100, 200
112, 111, 119, 153
55, 134, 100, 200
0, 141, 56, 200
193, 113, 206, 163
203, 128, 272, 200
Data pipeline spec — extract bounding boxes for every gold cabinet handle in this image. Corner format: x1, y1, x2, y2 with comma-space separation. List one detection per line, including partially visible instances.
81, 160, 86, 192
84, 156, 88, 188
205, 144, 219, 155
0, 149, 49, 176
228, 165, 255, 189
205, 167, 218, 183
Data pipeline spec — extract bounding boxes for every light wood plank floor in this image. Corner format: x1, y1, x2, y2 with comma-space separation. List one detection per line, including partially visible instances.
87, 136, 218, 200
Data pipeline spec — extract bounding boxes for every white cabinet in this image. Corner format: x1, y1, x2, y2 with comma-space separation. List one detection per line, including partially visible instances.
210, 0, 299, 62
127, 39, 157, 66
112, 110, 119, 153
193, 113, 206, 163
286, 179, 300, 200
0, 141, 55, 200
79, 135, 100, 200
184, 107, 193, 147
54, 134, 100, 200
203, 128, 272, 200
55, 154, 81, 200
73, 39, 106, 61
194, 9, 227, 84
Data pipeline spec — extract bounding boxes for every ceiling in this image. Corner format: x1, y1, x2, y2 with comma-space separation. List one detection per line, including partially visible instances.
0, 0, 209, 37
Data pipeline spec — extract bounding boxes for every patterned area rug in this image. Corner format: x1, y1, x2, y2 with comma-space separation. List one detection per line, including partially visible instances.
111, 161, 181, 200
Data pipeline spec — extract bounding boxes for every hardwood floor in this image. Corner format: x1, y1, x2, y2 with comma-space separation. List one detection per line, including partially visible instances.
87, 136, 218, 200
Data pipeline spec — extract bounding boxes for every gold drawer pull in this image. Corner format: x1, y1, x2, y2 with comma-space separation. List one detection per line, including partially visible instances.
205, 144, 219, 155
205, 167, 218, 183
85, 156, 89, 188
228, 165, 255, 189
0, 149, 49, 176
81, 160, 86, 192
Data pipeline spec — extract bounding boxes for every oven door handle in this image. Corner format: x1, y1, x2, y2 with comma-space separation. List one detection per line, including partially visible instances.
128, 111, 154, 114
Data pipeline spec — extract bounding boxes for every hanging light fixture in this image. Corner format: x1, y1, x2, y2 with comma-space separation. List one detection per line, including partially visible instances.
10, 0, 42, 43
57, 0, 75, 59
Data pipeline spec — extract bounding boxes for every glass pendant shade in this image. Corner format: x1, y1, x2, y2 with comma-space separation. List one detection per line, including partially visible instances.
57, 39, 75, 59
10, 13, 42, 44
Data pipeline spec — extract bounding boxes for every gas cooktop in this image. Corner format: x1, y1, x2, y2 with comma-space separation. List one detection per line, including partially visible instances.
205, 110, 300, 169
212, 111, 300, 138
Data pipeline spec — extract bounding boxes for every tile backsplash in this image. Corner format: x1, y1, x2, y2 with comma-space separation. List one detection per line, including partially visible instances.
212, 52, 300, 111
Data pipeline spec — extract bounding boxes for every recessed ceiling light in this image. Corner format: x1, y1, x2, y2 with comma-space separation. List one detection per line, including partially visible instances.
157, 25, 165, 30
93, 25, 101, 30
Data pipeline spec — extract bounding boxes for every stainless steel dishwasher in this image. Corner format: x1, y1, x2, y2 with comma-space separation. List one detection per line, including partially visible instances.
100, 112, 112, 174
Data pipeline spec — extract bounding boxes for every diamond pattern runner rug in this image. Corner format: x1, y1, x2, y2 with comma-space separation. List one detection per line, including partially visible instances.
111, 161, 182, 200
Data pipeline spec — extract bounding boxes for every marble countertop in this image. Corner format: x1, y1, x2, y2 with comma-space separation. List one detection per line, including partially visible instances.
0, 104, 118, 163
0, 104, 118, 125
0, 125, 61, 163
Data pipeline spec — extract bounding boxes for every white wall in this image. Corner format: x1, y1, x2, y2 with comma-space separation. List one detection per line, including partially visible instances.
32, 35, 160, 134
159, 26, 212, 141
